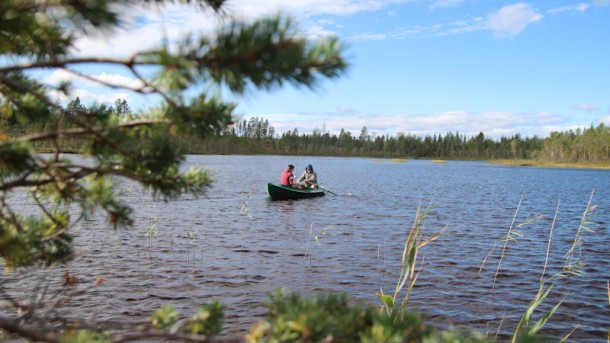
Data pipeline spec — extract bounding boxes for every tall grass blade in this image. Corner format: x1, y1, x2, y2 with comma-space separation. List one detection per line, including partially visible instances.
313, 226, 333, 244
512, 285, 553, 342
558, 324, 579, 342
541, 200, 560, 285
493, 195, 523, 290
563, 189, 597, 277
377, 200, 444, 320
528, 294, 564, 335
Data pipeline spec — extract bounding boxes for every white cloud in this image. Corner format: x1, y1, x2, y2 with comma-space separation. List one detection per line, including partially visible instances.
69, 1, 416, 56
48, 88, 132, 107
95, 93, 133, 106
351, 23, 445, 41
547, 3, 590, 15
485, 3, 543, 38
43, 70, 136, 107
42, 70, 76, 85
43, 70, 143, 89
430, 0, 465, 10
70, 4, 222, 57
573, 102, 601, 112
371, 3, 545, 40
349, 32, 389, 41
337, 105, 361, 114
443, 18, 485, 35
224, 0, 414, 18
258, 110, 566, 139
94, 73, 144, 89
303, 24, 338, 38
592, 0, 610, 7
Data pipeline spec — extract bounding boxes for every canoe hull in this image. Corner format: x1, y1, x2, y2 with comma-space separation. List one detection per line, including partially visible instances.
266, 183, 325, 200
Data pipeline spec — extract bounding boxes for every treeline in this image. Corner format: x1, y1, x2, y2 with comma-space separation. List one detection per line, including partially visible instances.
188, 118, 544, 160
537, 124, 610, 163
186, 117, 610, 163
2, 99, 609, 163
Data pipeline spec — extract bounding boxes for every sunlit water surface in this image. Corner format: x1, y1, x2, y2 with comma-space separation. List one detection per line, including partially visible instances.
4, 155, 609, 341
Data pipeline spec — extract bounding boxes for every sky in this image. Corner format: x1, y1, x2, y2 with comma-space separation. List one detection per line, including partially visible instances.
44, 0, 610, 139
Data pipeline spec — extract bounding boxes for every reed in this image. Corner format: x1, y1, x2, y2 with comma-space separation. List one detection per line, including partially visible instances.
313, 225, 333, 244
143, 214, 159, 259
201, 214, 208, 262
170, 203, 175, 250
511, 200, 562, 342
377, 201, 445, 319
239, 192, 253, 220
479, 195, 544, 290
562, 189, 597, 277
185, 220, 195, 263
304, 223, 333, 264
479, 190, 599, 341
139, 200, 159, 260
239, 191, 253, 253
377, 240, 388, 285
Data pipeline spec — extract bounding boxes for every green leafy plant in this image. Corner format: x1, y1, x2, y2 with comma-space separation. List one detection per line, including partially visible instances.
60, 330, 112, 343
151, 305, 181, 330
248, 289, 436, 343
184, 301, 224, 336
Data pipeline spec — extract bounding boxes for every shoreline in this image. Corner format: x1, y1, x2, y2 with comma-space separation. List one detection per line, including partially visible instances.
488, 159, 610, 170
32, 149, 610, 170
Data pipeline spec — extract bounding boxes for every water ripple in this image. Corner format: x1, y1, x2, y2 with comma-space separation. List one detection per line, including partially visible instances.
3, 156, 609, 342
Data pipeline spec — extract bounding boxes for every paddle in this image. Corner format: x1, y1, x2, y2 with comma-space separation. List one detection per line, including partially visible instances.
304, 180, 338, 196
318, 185, 338, 195
317, 184, 338, 196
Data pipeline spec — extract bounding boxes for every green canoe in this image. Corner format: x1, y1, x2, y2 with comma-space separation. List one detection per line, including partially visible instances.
266, 183, 325, 200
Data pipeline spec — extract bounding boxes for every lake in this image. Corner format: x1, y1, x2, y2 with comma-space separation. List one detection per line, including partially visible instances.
3, 155, 609, 341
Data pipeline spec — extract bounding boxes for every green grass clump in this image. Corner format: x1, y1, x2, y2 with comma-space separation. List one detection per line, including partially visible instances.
245, 290, 503, 343
247, 290, 435, 342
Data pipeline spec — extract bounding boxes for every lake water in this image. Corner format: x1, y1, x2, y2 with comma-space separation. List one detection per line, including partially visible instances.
3, 155, 609, 341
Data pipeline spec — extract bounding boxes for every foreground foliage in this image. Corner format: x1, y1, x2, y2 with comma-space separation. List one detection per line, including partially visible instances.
247, 290, 487, 343
0, 0, 346, 267
0, 0, 346, 340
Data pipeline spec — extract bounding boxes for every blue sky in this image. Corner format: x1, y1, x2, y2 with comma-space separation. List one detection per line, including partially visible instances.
48, 0, 610, 139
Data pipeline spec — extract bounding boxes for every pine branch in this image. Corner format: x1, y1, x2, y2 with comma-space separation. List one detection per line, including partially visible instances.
0, 316, 60, 343
9, 119, 169, 143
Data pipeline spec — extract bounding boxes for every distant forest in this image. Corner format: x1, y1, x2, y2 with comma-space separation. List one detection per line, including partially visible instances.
2, 98, 609, 164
